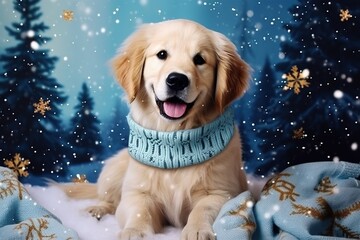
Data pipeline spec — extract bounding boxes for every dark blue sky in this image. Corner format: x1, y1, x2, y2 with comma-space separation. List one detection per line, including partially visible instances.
0, 0, 296, 121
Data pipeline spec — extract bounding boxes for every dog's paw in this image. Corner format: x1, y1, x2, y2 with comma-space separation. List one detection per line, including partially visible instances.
181, 224, 216, 240
119, 228, 148, 240
86, 206, 109, 220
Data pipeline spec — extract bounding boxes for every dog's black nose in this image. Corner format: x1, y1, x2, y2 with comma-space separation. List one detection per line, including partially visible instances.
166, 73, 189, 91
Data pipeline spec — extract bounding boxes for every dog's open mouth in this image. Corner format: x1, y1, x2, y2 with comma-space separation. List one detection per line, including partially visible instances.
156, 97, 195, 120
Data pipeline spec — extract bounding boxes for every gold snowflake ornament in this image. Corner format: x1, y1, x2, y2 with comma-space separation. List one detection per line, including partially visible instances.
293, 127, 306, 139
340, 9, 352, 22
33, 98, 51, 115
283, 66, 310, 94
62, 10, 74, 21
72, 174, 88, 183
4, 153, 30, 177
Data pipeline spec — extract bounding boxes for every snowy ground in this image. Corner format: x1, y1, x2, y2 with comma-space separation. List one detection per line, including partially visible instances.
26, 185, 181, 240
25, 176, 266, 240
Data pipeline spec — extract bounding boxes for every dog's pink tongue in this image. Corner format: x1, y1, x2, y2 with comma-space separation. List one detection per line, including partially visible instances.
164, 101, 187, 118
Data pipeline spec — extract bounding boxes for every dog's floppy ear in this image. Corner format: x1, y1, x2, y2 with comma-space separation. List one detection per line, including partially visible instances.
212, 32, 251, 111
112, 26, 148, 102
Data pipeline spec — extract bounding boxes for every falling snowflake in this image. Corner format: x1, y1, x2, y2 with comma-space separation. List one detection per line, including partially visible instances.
283, 66, 310, 94
4, 153, 30, 177
33, 98, 51, 115
72, 174, 88, 183
62, 10, 74, 21
293, 127, 306, 139
339, 9, 352, 22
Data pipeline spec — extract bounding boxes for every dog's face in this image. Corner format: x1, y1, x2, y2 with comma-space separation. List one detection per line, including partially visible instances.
113, 19, 250, 130
142, 24, 217, 120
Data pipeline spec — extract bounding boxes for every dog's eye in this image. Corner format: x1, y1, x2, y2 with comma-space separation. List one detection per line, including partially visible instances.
157, 50, 168, 60
193, 53, 205, 65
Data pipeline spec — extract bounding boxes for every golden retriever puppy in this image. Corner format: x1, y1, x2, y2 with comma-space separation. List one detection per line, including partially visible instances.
62, 19, 250, 240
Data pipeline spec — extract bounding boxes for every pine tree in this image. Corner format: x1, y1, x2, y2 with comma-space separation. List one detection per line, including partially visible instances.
68, 83, 103, 164
103, 100, 129, 158
0, 0, 68, 175
270, 0, 360, 172
252, 57, 278, 126
236, 0, 255, 61
233, 0, 258, 169
251, 57, 285, 174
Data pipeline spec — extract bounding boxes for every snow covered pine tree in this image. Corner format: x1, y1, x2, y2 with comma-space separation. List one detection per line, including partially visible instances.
0, 0, 68, 175
262, 0, 360, 173
67, 83, 104, 164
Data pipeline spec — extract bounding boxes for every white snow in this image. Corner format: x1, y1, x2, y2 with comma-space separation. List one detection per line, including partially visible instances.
351, 142, 358, 151
25, 175, 266, 240
30, 41, 40, 50
26, 185, 181, 240
333, 90, 344, 99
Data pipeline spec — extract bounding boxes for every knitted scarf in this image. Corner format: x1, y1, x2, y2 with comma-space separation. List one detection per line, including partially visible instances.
127, 108, 235, 169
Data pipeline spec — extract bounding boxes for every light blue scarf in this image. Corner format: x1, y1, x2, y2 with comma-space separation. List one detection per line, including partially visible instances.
127, 108, 235, 169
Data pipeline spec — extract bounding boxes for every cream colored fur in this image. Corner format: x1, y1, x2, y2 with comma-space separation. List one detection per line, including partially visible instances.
61, 19, 250, 240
